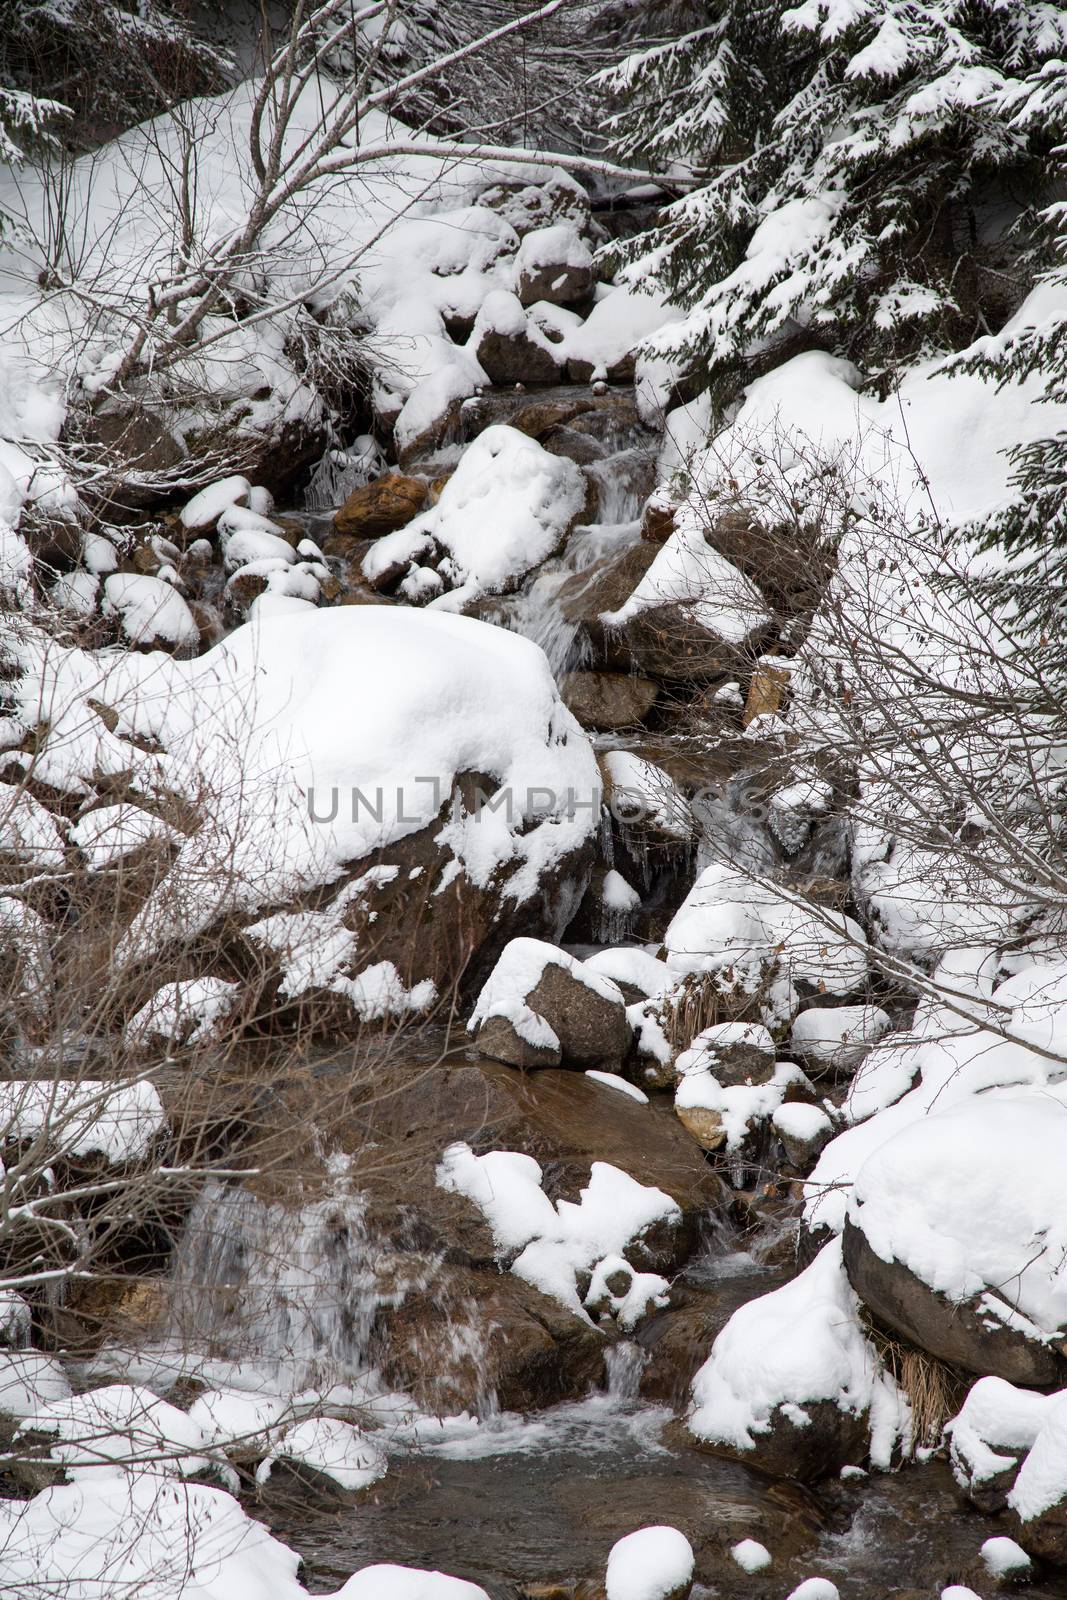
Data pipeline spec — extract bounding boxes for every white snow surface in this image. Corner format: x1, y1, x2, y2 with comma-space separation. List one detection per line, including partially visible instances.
848, 1091, 1067, 1336
604, 1526, 695, 1600
0, 1079, 164, 1164
256, 1417, 387, 1493
664, 862, 868, 1029
7, 607, 599, 962
102, 574, 200, 651
436, 1143, 679, 1321
601, 516, 770, 647
363, 426, 586, 610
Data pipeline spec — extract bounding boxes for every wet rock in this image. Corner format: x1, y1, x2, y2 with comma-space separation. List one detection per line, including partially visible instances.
82, 402, 186, 512
539, 425, 608, 467
333, 475, 427, 537
843, 1218, 1065, 1386
561, 671, 659, 731
674, 1105, 726, 1153
356, 1058, 726, 1273
556, 544, 660, 670
375, 1262, 605, 1416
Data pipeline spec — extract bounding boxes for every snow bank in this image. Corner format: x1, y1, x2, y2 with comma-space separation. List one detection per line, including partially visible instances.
8, 607, 599, 962
256, 1417, 387, 1493
0, 1079, 165, 1164
0, 1475, 308, 1600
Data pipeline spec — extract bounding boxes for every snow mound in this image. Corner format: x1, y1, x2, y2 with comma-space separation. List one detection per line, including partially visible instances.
334, 1568, 489, 1600
604, 1526, 695, 1600
664, 862, 869, 1029
688, 1238, 906, 1469
102, 573, 199, 651
256, 1417, 387, 1493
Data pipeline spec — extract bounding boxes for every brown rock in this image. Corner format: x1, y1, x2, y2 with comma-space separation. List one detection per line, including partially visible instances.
357, 1058, 726, 1274
561, 670, 658, 731
743, 662, 791, 727
642, 499, 678, 545
472, 322, 564, 387
675, 1105, 726, 1153
556, 543, 660, 670
843, 1217, 1066, 1386
611, 600, 771, 687
333, 475, 427, 538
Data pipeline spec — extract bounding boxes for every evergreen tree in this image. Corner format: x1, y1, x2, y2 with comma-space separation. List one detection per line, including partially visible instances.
599, 0, 1067, 406
956, 57, 1067, 669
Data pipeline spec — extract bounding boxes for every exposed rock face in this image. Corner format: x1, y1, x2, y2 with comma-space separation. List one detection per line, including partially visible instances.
556, 544, 660, 670
691, 1397, 870, 1484
607, 601, 770, 687
674, 1105, 726, 1153
333, 475, 428, 537
560, 670, 658, 731
691, 1023, 776, 1088
843, 1219, 1065, 1386
375, 1264, 605, 1415
355, 1059, 726, 1276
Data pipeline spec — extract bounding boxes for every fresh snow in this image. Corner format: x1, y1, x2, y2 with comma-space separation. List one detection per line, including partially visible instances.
604, 1526, 695, 1600
436, 1143, 678, 1322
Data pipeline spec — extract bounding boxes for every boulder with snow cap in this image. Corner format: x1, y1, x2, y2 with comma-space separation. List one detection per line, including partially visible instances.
599, 523, 773, 686
689, 1022, 776, 1088
605, 1525, 695, 1600
469, 937, 632, 1070
514, 223, 596, 308
791, 1005, 892, 1078
470, 289, 565, 385
843, 1094, 1067, 1386
945, 1376, 1049, 1513
686, 1238, 903, 1481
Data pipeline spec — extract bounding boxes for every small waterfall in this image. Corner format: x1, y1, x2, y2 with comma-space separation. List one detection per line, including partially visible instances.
584, 447, 653, 527
505, 521, 642, 680
167, 1154, 407, 1390
604, 1341, 648, 1403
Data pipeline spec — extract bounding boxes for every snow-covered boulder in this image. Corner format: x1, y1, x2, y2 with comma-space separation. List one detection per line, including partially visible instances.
256, 1417, 387, 1497
566, 288, 681, 383
673, 1030, 789, 1155
126, 977, 242, 1051
469, 289, 565, 384
514, 223, 595, 308
436, 1143, 680, 1325
844, 1093, 1067, 1385
362, 425, 587, 611
0, 1474, 308, 1599
687, 1238, 907, 1481
946, 1375, 1050, 1513
682, 1021, 775, 1087
102, 573, 200, 655
469, 937, 631, 1069
664, 862, 869, 1031
334, 1567, 490, 1600
605, 1526, 695, 1600
179, 475, 251, 534
600, 522, 772, 684
791, 1004, 892, 1077
772, 1101, 834, 1170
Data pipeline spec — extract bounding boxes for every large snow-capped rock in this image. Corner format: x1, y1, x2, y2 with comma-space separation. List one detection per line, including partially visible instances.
686, 1238, 907, 1481
7, 607, 600, 1021
362, 425, 587, 610
468, 936, 631, 1069
843, 1092, 1067, 1385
